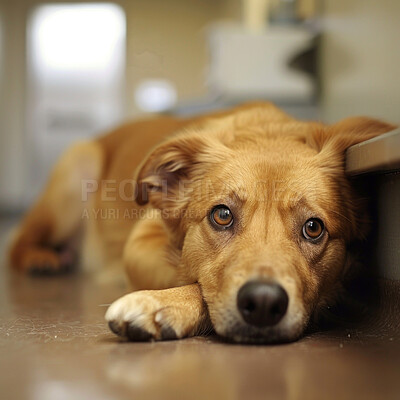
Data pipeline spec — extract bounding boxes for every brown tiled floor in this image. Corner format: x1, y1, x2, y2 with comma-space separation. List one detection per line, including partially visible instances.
1, 217, 399, 400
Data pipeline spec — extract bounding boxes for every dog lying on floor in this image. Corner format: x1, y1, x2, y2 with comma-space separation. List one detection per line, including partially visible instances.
8, 102, 396, 343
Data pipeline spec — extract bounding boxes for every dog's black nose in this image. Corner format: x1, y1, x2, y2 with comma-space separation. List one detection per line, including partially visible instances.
237, 281, 289, 327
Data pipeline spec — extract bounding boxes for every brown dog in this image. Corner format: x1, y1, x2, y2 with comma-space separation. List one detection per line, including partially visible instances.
8, 102, 395, 343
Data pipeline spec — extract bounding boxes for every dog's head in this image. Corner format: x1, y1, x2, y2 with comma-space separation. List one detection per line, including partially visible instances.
136, 103, 395, 343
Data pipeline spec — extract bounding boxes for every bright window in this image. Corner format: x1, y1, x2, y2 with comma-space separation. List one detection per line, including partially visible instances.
30, 3, 125, 77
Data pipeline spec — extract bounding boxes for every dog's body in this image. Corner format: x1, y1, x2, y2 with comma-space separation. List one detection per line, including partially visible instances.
9, 102, 396, 343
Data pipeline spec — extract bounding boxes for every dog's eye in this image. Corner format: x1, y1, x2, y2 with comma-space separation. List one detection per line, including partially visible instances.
210, 205, 234, 229
302, 218, 324, 240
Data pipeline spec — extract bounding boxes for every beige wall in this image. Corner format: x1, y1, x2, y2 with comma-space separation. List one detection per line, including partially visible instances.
123, 0, 226, 118
321, 0, 400, 124
0, 1, 28, 210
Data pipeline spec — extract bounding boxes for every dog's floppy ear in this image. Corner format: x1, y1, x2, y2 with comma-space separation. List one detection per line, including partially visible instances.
308, 116, 396, 157
308, 117, 396, 241
135, 131, 226, 210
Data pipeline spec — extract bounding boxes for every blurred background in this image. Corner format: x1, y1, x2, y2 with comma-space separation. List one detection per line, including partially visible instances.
0, 0, 399, 212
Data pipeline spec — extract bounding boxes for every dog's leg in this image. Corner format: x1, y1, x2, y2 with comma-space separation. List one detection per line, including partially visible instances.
123, 214, 179, 290
105, 283, 211, 341
9, 141, 103, 273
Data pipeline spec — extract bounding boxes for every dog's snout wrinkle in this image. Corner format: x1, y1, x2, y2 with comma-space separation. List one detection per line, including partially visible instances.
237, 281, 288, 328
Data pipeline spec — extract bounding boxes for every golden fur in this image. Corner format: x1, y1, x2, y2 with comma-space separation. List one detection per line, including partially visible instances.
8, 102, 396, 343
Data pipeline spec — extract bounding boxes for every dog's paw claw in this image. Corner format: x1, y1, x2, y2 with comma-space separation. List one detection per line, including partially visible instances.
108, 321, 123, 336
29, 264, 56, 276
160, 325, 177, 340
126, 325, 153, 342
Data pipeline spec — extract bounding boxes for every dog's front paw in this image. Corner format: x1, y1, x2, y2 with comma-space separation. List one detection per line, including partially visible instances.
105, 292, 177, 341
105, 285, 207, 342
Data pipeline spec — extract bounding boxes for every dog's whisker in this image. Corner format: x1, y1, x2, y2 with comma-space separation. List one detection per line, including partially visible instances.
329, 209, 353, 224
